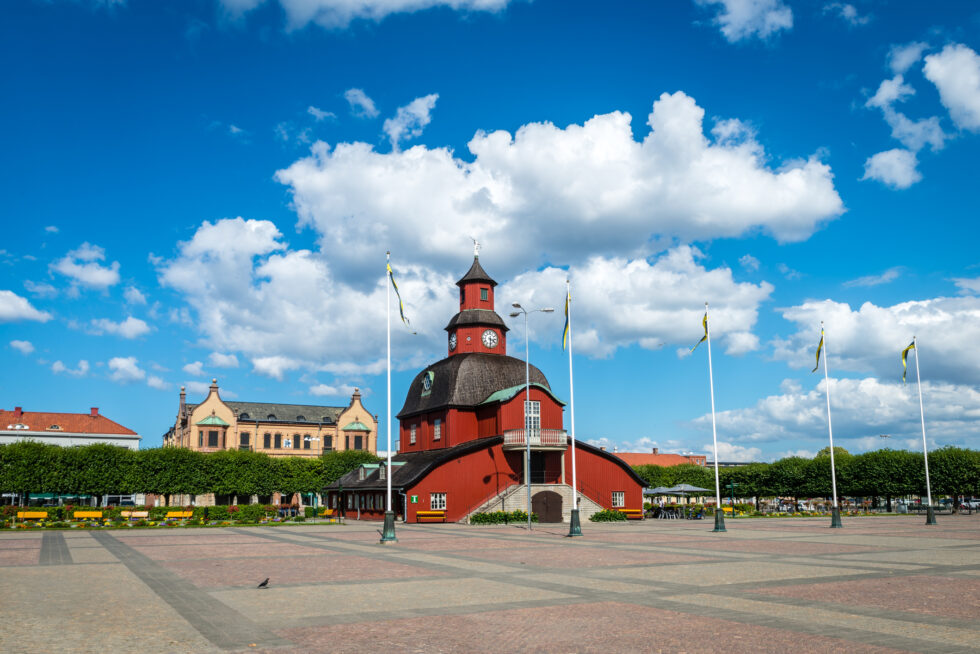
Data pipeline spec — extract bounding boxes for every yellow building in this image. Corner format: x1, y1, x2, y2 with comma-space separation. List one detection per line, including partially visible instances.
164, 378, 377, 457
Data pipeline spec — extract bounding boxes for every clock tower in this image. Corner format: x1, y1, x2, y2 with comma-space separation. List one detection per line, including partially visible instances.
445, 253, 509, 356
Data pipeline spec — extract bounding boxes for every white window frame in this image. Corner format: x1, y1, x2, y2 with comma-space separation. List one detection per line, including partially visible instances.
433, 418, 441, 441
379, 465, 386, 481
524, 400, 541, 431
410, 424, 417, 445
612, 491, 625, 508
431, 492, 446, 511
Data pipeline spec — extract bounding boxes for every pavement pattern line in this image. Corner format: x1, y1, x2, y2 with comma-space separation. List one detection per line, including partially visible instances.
231, 525, 980, 653
90, 531, 292, 651
39, 531, 72, 565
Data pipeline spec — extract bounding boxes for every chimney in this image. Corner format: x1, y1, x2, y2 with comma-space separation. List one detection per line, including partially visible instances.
599, 446, 606, 451
14, 407, 22, 419
652, 447, 659, 455
90, 407, 99, 417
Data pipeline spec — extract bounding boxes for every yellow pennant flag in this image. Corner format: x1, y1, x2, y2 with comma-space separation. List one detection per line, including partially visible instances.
691, 312, 708, 352
902, 340, 915, 384
387, 259, 415, 334
561, 288, 570, 351
812, 329, 824, 373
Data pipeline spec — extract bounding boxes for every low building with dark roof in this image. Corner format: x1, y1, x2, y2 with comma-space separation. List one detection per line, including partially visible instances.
164, 379, 376, 458
326, 253, 645, 524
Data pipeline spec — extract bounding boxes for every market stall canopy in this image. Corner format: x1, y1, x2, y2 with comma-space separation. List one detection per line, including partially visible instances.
667, 484, 711, 493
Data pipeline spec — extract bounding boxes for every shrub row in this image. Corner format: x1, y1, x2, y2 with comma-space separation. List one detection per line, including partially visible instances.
469, 510, 539, 524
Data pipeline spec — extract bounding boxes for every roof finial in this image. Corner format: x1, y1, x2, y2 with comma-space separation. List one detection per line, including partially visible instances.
470, 236, 480, 258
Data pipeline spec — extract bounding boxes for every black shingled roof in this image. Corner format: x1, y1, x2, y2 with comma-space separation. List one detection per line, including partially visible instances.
444, 309, 509, 333
325, 435, 648, 492
456, 257, 497, 287
184, 401, 345, 424
397, 353, 549, 419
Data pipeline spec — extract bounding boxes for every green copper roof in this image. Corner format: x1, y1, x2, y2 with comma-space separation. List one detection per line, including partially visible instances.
479, 383, 566, 407
342, 421, 370, 431
196, 415, 230, 426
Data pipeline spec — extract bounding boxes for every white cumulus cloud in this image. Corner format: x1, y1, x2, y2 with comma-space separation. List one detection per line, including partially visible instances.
498, 246, 772, 358
383, 93, 438, 150
50, 242, 121, 291
343, 88, 379, 118
182, 361, 206, 377
89, 316, 151, 339
0, 290, 52, 322
278, 91, 843, 287
695, 0, 793, 42
691, 377, 980, 452
208, 352, 240, 368
52, 359, 90, 377
888, 41, 928, 75
147, 375, 170, 391
923, 43, 980, 132
9, 340, 34, 355
861, 148, 921, 189
774, 296, 980, 385
309, 383, 358, 397
108, 356, 146, 383
123, 286, 147, 305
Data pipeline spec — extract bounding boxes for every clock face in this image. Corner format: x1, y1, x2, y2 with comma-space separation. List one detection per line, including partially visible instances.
482, 329, 498, 348
449, 333, 457, 351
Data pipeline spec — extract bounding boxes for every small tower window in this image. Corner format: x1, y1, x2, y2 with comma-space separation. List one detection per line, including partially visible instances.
480, 288, 488, 301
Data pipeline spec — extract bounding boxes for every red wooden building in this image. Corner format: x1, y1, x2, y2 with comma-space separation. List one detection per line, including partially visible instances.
326, 255, 645, 523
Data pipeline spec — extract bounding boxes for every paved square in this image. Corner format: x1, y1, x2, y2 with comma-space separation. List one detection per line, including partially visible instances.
1, 515, 978, 653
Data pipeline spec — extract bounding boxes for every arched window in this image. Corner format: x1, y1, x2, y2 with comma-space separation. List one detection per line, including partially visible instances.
267, 414, 276, 420
296, 415, 306, 422
239, 413, 250, 420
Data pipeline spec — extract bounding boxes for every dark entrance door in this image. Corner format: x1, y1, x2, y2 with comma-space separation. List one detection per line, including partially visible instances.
531, 490, 563, 523
529, 451, 546, 483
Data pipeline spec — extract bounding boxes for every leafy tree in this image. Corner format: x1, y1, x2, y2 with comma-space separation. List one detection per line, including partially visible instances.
0, 441, 62, 497
929, 446, 980, 511
134, 448, 206, 506
768, 456, 810, 505
60, 444, 136, 504
320, 450, 379, 487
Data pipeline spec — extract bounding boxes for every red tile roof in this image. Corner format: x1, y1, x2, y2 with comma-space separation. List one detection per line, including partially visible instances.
1, 409, 137, 435
614, 453, 705, 467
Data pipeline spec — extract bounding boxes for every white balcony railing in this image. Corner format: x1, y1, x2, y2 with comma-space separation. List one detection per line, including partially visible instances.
502, 428, 568, 448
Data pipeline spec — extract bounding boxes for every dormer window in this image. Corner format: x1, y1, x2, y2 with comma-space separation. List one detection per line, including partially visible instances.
379, 465, 386, 481
358, 467, 366, 481
6, 424, 29, 430
239, 413, 250, 420
47, 425, 62, 431
267, 414, 276, 420
296, 415, 305, 421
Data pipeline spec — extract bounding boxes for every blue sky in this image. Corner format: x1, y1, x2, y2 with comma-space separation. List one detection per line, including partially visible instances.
2, 0, 979, 461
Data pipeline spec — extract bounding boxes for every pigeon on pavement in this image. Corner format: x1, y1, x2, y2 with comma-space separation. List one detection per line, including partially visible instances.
257, 578, 270, 589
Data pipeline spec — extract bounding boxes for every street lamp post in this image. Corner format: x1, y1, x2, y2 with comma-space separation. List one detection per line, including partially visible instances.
510, 303, 554, 532
304, 436, 320, 522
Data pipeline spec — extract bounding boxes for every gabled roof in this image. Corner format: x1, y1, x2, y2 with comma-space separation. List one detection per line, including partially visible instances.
0, 409, 137, 436
456, 257, 497, 287
480, 383, 565, 407
397, 353, 549, 419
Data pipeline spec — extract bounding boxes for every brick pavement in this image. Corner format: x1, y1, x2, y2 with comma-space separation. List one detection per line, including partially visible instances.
1, 515, 978, 653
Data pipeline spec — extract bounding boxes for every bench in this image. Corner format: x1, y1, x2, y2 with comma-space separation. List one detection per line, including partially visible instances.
165, 511, 194, 520
121, 511, 149, 520
73, 511, 103, 520
416, 510, 446, 523
16, 511, 48, 521
617, 509, 644, 520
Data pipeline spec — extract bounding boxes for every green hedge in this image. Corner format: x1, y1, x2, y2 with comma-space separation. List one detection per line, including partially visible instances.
469, 510, 539, 524
589, 509, 628, 522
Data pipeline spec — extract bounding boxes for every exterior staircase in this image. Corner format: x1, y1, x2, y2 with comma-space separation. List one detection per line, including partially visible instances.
464, 483, 604, 524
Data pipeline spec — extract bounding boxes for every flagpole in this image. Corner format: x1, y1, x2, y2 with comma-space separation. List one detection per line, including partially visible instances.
566, 279, 582, 537
820, 322, 842, 528
913, 336, 936, 525
705, 303, 725, 533
381, 252, 397, 543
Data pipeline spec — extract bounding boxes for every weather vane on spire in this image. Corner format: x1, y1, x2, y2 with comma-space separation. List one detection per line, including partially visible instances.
471, 236, 480, 258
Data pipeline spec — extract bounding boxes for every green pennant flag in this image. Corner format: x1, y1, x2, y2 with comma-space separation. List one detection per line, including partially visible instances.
812, 329, 824, 373
691, 312, 708, 352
